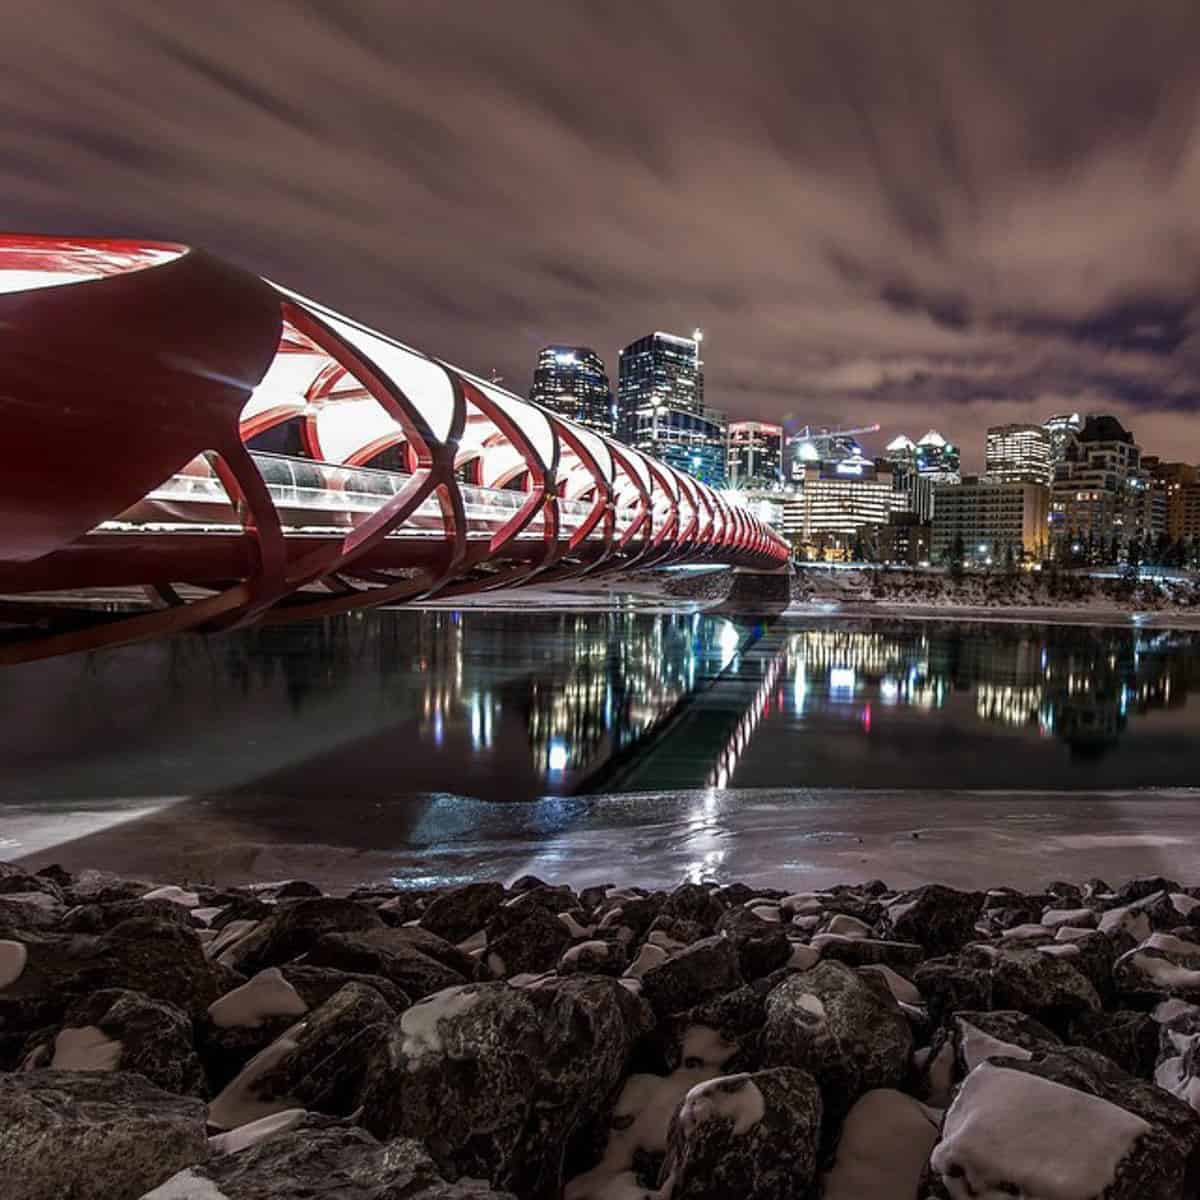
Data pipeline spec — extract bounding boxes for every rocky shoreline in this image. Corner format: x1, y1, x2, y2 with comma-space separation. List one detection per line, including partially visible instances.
2, 864, 1200, 1198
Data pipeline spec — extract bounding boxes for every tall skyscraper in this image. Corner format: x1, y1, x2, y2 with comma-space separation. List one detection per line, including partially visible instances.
727, 421, 783, 490
616, 330, 726, 485
882, 434, 933, 521
914, 430, 961, 483
985, 423, 1052, 485
528, 345, 613, 435
1049, 414, 1144, 553
1044, 412, 1084, 468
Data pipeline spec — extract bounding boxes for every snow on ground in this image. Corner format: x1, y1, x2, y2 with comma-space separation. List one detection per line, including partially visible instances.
931, 1062, 1151, 1200
207, 968, 308, 1029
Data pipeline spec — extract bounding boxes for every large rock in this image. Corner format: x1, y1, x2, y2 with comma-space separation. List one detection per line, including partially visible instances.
22, 988, 206, 1097
1069, 1008, 1160, 1078
0, 918, 218, 1068
209, 981, 396, 1129
715, 909, 791, 981
1115, 935, 1200, 1000
227, 898, 384, 973
762, 961, 912, 1120
142, 1120, 512, 1199
656, 1067, 821, 1200
60, 898, 196, 934
420, 883, 506, 944
0, 1070, 207, 1200
967, 944, 1102, 1030
821, 1088, 940, 1200
640, 935, 742, 1017
911, 957, 994, 1025
929, 1054, 1200, 1200
362, 977, 641, 1199
484, 904, 571, 978
660, 883, 725, 933
305, 929, 467, 999
885, 885, 983, 957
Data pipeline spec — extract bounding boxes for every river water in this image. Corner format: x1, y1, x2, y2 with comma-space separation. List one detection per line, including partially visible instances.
1, 609, 1198, 885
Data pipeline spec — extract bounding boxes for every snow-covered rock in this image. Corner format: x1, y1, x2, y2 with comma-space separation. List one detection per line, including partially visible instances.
657, 1068, 820, 1200
762, 961, 912, 1120
207, 968, 308, 1030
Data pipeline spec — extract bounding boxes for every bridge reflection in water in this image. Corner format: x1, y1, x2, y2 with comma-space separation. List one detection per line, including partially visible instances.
1, 613, 1200, 877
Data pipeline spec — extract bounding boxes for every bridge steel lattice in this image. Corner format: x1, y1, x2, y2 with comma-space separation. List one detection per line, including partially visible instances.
0, 235, 788, 663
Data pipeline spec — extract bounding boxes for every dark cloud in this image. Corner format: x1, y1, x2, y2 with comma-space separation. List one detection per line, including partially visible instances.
4, 0, 1200, 466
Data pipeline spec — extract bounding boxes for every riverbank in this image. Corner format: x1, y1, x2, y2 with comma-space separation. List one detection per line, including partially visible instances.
1, 861, 1198, 1199
7, 789, 1200, 897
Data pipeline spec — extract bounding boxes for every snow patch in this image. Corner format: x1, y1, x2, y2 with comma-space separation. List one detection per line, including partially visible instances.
208, 1107, 307, 1156
559, 912, 596, 939
1144, 932, 1200, 961
625, 943, 668, 979
456, 930, 487, 954
401, 986, 480, 1063
485, 952, 506, 978
50, 1025, 123, 1071
859, 964, 921, 1005
565, 1066, 719, 1200
796, 993, 826, 1020
887, 897, 920, 924
208, 1023, 305, 1129
1038, 943, 1081, 959
1154, 998, 1200, 1024
678, 1073, 764, 1137
931, 1063, 1150, 1200
0, 940, 27, 990
1123, 952, 1200, 991
191, 907, 224, 927
1171, 893, 1200, 917
749, 905, 781, 923
956, 1019, 1033, 1072
141, 1169, 232, 1200
826, 914, 871, 939
1041, 908, 1095, 929
142, 885, 200, 908
562, 940, 610, 966
207, 919, 260, 964
1098, 896, 1162, 941
1054, 926, 1096, 942
207, 968, 308, 1029
647, 931, 686, 954
787, 943, 820, 970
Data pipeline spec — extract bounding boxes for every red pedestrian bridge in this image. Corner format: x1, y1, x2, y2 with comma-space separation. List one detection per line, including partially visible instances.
0, 235, 788, 663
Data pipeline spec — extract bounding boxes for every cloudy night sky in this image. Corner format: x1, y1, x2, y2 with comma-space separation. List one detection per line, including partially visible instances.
7, 1, 1200, 469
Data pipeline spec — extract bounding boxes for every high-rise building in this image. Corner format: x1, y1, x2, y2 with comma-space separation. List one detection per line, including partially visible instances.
790, 456, 894, 559
914, 430, 961, 483
985, 423, 1052, 486
882, 435, 934, 521
1143, 458, 1199, 542
884, 430, 960, 487
1048, 414, 1143, 554
616, 330, 726, 485
528, 345, 613, 434
1044, 412, 1084, 468
931, 478, 1050, 564
727, 421, 783, 490
877, 512, 932, 566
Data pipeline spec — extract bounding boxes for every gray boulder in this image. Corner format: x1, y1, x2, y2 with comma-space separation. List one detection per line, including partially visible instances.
362, 977, 640, 1199
484, 903, 571, 977
142, 1120, 512, 1199
640, 935, 742, 1017
305, 929, 468, 998
657, 1067, 821, 1200
0, 1070, 207, 1200
762, 961, 912, 1120
228, 897, 384, 973
22, 988, 205, 1097
209, 981, 396, 1128
885, 885, 983, 957
420, 883, 506, 944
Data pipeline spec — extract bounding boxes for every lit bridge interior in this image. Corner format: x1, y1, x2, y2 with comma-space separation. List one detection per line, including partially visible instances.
0, 235, 788, 662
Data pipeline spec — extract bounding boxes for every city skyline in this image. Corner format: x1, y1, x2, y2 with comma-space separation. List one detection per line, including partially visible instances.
10, 5, 1200, 473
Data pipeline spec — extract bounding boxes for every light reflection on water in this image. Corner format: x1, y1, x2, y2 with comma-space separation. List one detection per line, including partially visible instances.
1, 613, 1199, 806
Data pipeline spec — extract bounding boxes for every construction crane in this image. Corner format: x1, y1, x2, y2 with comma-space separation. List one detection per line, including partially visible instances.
787, 422, 881, 464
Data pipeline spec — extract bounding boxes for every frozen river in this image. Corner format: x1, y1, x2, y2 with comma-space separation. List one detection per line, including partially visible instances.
2, 609, 1198, 889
